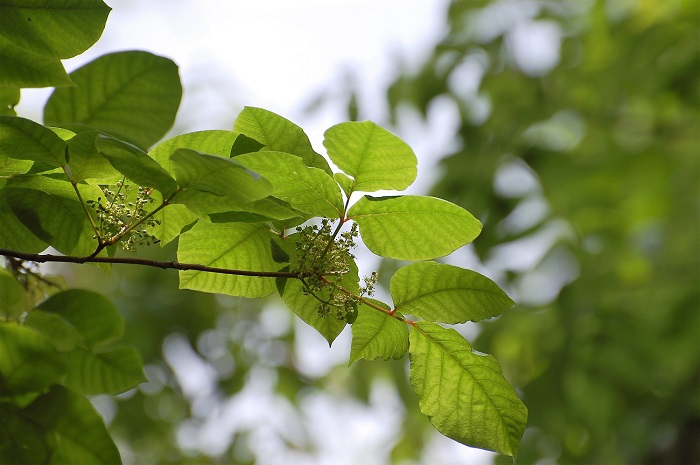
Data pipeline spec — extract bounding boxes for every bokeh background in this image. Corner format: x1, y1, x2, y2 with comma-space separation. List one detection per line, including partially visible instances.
18, 1, 699, 464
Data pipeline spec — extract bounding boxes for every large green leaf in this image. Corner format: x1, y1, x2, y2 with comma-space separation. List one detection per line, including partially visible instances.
409, 321, 527, 456
349, 301, 408, 365
0, 268, 24, 318
66, 131, 121, 183
236, 151, 344, 218
233, 106, 332, 174
0, 188, 48, 252
4, 175, 100, 256
348, 195, 482, 260
0, 35, 73, 88
96, 135, 178, 196
25, 385, 121, 465
178, 221, 279, 298
35, 289, 124, 351
0, 403, 49, 464
391, 261, 515, 323
170, 148, 272, 203
149, 130, 242, 167
323, 120, 417, 192
0, 115, 67, 167
44, 51, 182, 149
63, 347, 146, 395
0, 0, 110, 59
0, 324, 65, 396
0, 86, 19, 116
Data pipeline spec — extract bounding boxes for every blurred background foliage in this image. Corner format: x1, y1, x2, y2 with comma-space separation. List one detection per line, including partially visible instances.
50, 1, 698, 464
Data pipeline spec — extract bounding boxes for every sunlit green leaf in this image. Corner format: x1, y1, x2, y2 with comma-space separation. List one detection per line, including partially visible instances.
409, 321, 527, 456
64, 347, 146, 395
233, 106, 332, 174
25, 385, 121, 465
0, 35, 73, 88
236, 151, 344, 218
96, 135, 178, 196
0, 0, 110, 59
44, 51, 182, 149
391, 261, 514, 323
4, 175, 100, 256
0, 115, 67, 166
149, 130, 241, 168
349, 301, 408, 365
0, 324, 65, 396
324, 120, 417, 192
178, 221, 279, 298
170, 148, 272, 203
334, 172, 354, 198
66, 131, 121, 183
348, 195, 482, 260
0, 268, 24, 318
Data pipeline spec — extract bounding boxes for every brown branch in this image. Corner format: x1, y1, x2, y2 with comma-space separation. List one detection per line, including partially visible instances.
0, 248, 299, 279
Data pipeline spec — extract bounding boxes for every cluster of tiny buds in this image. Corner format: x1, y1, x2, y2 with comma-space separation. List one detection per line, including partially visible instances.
86, 180, 161, 251
293, 219, 376, 322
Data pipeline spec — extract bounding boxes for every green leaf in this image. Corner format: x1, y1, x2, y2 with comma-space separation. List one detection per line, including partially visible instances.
349, 301, 408, 365
409, 321, 527, 456
149, 130, 242, 167
0, 115, 67, 167
145, 191, 197, 246
348, 195, 482, 260
178, 221, 279, 298
96, 135, 178, 196
236, 151, 344, 218
0, 324, 65, 396
24, 310, 84, 352
35, 289, 124, 351
0, 268, 24, 318
278, 277, 348, 346
0, 0, 110, 59
63, 347, 146, 395
0, 188, 48, 252
233, 106, 332, 174
66, 131, 121, 183
24, 385, 121, 465
170, 148, 272, 202
391, 262, 515, 323
0, 86, 19, 116
4, 176, 100, 256
44, 51, 182, 149
324, 120, 417, 192
0, 403, 49, 464
0, 35, 73, 88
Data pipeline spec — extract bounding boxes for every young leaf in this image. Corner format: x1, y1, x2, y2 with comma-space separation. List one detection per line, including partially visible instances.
391, 261, 515, 323
0, 116, 67, 167
63, 347, 146, 395
178, 221, 279, 298
409, 321, 527, 457
349, 301, 408, 365
96, 135, 178, 196
324, 121, 417, 192
0, 36, 74, 88
0, 324, 66, 396
233, 106, 332, 174
236, 151, 344, 218
170, 148, 272, 203
24, 385, 121, 465
35, 289, 125, 351
0, 0, 110, 59
348, 195, 482, 260
44, 50, 182, 149
0, 268, 24, 318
